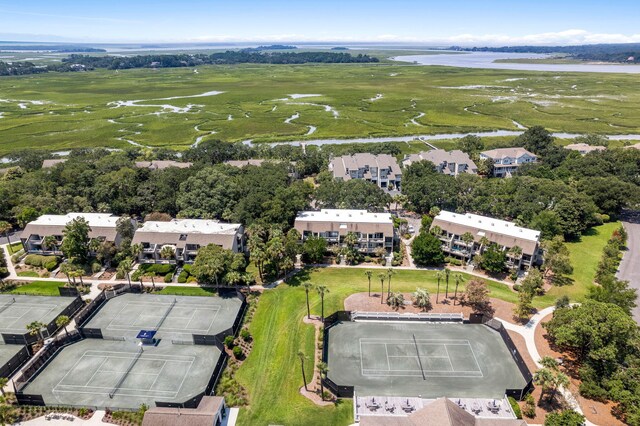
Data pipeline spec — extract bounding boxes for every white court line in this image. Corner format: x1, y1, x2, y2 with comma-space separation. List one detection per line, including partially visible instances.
1, 304, 59, 331
148, 361, 166, 390
443, 344, 455, 371
85, 357, 109, 386
384, 344, 391, 371
184, 310, 198, 329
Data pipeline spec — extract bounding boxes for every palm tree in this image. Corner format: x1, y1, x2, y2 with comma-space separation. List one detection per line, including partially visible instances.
73, 265, 85, 286
386, 292, 405, 311
0, 377, 7, 396
302, 282, 313, 319
386, 268, 395, 298
364, 270, 373, 297
461, 232, 475, 263
130, 243, 144, 261
298, 351, 308, 391
26, 321, 46, 343
412, 288, 432, 312
56, 315, 71, 337
453, 274, 465, 305
0, 221, 12, 248
160, 245, 176, 262
60, 263, 73, 285
316, 285, 329, 321
377, 273, 386, 304
43, 235, 58, 253
117, 258, 133, 289
435, 271, 443, 304
444, 268, 451, 300
479, 236, 490, 254
430, 225, 442, 236
144, 271, 157, 290
317, 361, 329, 401
225, 271, 243, 288
508, 245, 523, 270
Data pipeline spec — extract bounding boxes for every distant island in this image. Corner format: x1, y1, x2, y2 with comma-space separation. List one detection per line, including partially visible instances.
255, 45, 297, 50
0, 45, 106, 53
447, 43, 640, 63
0, 50, 379, 76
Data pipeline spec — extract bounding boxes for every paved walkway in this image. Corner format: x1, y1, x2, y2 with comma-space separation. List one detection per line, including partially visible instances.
496, 307, 596, 426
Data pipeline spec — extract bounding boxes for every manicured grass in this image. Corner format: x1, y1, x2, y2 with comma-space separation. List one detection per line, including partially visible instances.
542, 221, 620, 304
2, 64, 640, 154
156, 285, 217, 297
8, 242, 22, 254
8, 281, 63, 296
17, 271, 40, 277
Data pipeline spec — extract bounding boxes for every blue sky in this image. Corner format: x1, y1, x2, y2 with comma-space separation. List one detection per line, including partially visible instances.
1, 0, 639, 45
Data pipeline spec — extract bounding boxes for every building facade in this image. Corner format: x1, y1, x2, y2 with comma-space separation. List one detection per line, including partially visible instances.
329, 153, 402, 190
294, 209, 395, 254
479, 148, 537, 177
431, 211, 542, 269
131, 219, 244, 264
402, 149, 478, 176
21, 213, 127, 255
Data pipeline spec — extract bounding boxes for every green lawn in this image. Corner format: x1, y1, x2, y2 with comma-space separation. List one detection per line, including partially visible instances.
542, 221, 620, 304
157, 285, 217, 297
8, 281, 64, 296
17, 271, 41, 277
8, 242, 22, 254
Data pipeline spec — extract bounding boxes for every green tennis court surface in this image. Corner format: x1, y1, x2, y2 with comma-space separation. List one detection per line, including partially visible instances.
20, 339, 220, 409
83, 293, 242, 340
327, 322, 527, 399
0, 294, 75, 336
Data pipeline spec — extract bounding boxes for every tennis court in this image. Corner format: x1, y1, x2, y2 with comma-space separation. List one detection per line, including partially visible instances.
326, 321, 528, 399
0, 294, 77, 338
83, 293, 242, 340
20, 338, 220, 409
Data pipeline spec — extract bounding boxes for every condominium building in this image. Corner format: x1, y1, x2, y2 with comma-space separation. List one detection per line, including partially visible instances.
294, 209, 395, 254
402, 150, 478, 176
134, 160, 193, 170
431, 211, 542, 269
329, 154, 402, 190
131, 219, 244, 264
479, 148, 537, 177
21, 213, 128, 255
564, 143, 606, 155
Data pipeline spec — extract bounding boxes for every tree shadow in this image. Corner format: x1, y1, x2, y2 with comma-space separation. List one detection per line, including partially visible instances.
550, 275, 575, 287
285, 267, 317, 287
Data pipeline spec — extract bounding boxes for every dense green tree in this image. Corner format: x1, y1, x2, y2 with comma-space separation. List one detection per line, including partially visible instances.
177, 166, 240, 219
459, 135, 484, 155
314, 178, 392, 212
542, 237, 573, 283
478, 243, 506, 273
302, 237, 327, 264
588, 275, 637, 315
192, 244, 246, 287
411, 232, 445, 266
61, 217, 91, 264
544, 410, 586, 426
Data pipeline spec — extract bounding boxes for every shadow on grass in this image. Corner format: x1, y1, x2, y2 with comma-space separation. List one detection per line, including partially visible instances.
286, 267, 323, 287
550, 275, 575, 287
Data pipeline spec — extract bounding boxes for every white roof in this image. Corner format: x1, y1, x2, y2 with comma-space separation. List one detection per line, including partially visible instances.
30, 213, 119, 228
435, 211, 540, 242
296, 209, 392, 224
137, 219, 242, 235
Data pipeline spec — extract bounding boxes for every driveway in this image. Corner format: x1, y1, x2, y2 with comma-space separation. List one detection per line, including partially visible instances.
618, 210, 640, 323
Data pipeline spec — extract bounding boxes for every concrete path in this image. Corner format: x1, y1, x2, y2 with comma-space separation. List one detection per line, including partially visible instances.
496, 307, 596, 426
617, 210, 640, 323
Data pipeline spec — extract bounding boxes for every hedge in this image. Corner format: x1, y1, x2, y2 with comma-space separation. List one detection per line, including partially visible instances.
24, 254, 60, 271
507, 397, 522, 419
164, 272, 173, 283
138, 263, 176, 275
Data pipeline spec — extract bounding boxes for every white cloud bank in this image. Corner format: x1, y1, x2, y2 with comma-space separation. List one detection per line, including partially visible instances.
190, 29, 640, 46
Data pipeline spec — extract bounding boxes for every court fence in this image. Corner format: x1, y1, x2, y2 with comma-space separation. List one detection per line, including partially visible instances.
321, 311, 356, 398
75, 290, 107, 329
351, 311, 464, 323
0, 344, 31, 379
484, 318, 534, 400
14, 330, 83, 405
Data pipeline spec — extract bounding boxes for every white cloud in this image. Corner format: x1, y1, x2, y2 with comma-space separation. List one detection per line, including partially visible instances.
189, 29, 640, 46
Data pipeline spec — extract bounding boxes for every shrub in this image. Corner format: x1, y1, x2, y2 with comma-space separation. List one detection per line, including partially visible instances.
240, 329, 251, 342
178, 270, 188, 283
182, 264, 192, 273
579, 379, 609, 402
444, 256, 462, 266
91, 262, 102, 273
232, 346, 243, 359
164, 272, 173, 283
224, 335, 234, 348
187, 276, 198, 283
508, 396, 522, 419
115, 270, 124, 279
131, 270, 142, 282
25, 254, 60, 270
523, 394, 536, 418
